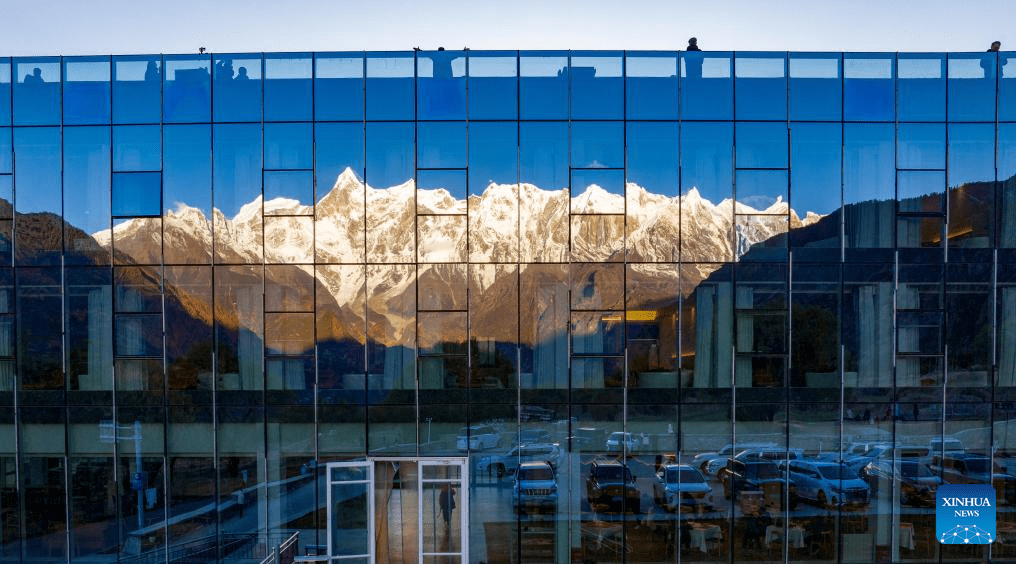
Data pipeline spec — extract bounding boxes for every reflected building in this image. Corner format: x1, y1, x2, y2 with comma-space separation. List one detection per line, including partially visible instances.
0, 49, 1015, 563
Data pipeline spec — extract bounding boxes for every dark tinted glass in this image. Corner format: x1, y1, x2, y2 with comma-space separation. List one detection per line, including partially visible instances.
14, 127, 62, 263
63, 57, 110, 125
112, 55, 162, 124
1001, 52, 1016, 120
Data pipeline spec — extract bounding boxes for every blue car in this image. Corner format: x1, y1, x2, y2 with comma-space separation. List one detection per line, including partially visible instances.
514, 461, 559, 513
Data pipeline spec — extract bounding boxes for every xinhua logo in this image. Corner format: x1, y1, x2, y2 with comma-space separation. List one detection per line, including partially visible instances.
937, 484, 996, 544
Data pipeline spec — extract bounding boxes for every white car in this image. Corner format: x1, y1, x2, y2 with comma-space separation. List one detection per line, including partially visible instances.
455, 424, 502, 452
605, 432, 639, 453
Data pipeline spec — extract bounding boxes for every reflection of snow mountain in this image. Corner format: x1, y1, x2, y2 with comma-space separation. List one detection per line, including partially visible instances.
93, 168, 820, 345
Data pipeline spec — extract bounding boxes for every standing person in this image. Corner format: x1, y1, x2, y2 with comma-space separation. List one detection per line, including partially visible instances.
687, 37, 701, 51
685, 38, 703, 79
989, 41, 1002, 52
439, 484, 456, 527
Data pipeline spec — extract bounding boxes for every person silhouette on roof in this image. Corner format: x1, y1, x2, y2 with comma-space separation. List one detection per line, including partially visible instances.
23, 67, 44, 84
685, 38, 703, 79
988, 41, 1001, 52
687, 37, 701, 52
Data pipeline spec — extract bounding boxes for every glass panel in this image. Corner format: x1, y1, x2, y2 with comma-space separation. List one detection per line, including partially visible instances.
571, 356, 623, 390
735, 122, 788, 169
520, 52, 568, 119
418, 121, 466, 168
63, 57, 110, 125
843, 54, 894, 121
735, 53, 787, 120
265, 312, 314, 355
897, 171, 945, 213
897, 216, 944, 249
844, 123, 894, 250
264, 170, 314, 210
625, 52, 679, 119
418, 50, 466, 120
17, 268, 63, 390
367, 264, 415, 396
948, 124, 995, 251
163, 55, 211, 123
626, 122, 679, 219
14, 127, 62, 264
897, 123, 945, 170
571, 313, 623, 356
467, 52, 517, 119
789, 52, 841, 120
213, 123, 262, 263
265, 406, 315, 537
790, 264, 839, 388
736, 169, 788, 213
13, 58, 60, 125
570, 53, 623, 119
165, 266, 213, 394
265, 122, 312, 170
520, 264, 568, 389
520, 122, 568, 262
366, 121, 414, 189
63, 125, 111, 265
115, 314, 162, 357
0, 59, 10, 125
315, 53, 364, 121
418, 215, 466, 263
418, 311, 467, 358
1001, 51, 1016, 120
213, 54, 262, 122
1001, 124, 1016, 248
215, 265, 264, 392
66, 267, 112, 391
571, 169, 623, 214
789, 122, 841, 255
680, 51, 732, 120
163, 124, 212, 264
264, 53, 312, 121
113, 124, 161, 172
625, 264, 678, 392
571, 214, 623, 262
469, 264, 518, 392
112, 172, 162, 217
316, 264, 365, 400
166, 407, 215, 548
571, 121, 623, 169
265, 216, 313, 263
897, 53, 946, 121
0, 127, 9, 173
948, 53, 996, 121
468, 122, 517, 262
681, 122, 732, 262
366, 53, 414, 120
316, 122, 365, 263
112, 55, 162, 124
22, 456, 67, 558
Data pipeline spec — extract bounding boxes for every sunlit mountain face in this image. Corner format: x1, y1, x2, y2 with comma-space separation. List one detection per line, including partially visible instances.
91, 169, 821, 346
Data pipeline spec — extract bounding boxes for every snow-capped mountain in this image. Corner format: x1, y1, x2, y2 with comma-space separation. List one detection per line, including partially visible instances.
93, 168, 819, 346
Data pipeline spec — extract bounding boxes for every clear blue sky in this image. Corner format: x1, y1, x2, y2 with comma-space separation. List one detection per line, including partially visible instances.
1, 0, 1013, 56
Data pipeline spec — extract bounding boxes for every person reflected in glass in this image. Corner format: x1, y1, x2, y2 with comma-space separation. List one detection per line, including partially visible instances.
685, 38, 703, 79
23, 67, 44, 84
215, 59, 234, 80
236, 66, 250, 80
144, 61, 161, 81
981, 44, 1001, 79
439, 483, 456, 528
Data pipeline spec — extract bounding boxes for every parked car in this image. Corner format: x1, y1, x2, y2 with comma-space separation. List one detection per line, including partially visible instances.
861, 458, 941, 507
932, 453, 1016, 505
785, 460, 869, 508
516, 428, 552, 446
513, 461, 559, 514
928, 437, 965, 456
480, 443, 562, 478
605, 432, 639, 453
456, 424, 502, 452
717, 459, 785, 502
693, 442, 777, 476
652, 464, 714, 513
586, 459, 641, 513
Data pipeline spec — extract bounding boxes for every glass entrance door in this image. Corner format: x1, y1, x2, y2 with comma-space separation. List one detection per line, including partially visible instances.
327, 458, 467, 564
